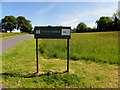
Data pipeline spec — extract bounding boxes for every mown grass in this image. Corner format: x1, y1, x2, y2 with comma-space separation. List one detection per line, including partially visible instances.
2, 37, 118, 88
0, 33, 28, 40
39, 31, 119, 64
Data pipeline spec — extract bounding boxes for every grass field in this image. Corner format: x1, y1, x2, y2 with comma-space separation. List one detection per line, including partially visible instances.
2, 32, 118, 88
39, 31, 119, 64
0, 33, 28, 40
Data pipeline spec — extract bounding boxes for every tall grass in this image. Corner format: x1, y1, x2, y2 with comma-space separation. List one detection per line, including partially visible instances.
39, 31, 118, 64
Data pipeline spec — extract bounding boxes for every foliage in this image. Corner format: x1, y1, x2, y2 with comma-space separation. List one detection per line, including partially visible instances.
2, 38, 118, 88
96, 17, 113, 31
113, 11, 120, 19
2, 16, 17, 33
118, 11, 120, 19
74, 11, 120, 33
16, 16, 32, 33
39, 32, 118, 64
117, 20, 120, 30
71, 28, 76, 33
112, 11, 120, 31
76, 22, 88, 33
1, 16, 33, 33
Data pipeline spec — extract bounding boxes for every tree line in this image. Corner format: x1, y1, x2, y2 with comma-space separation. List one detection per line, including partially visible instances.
1, 11, 120, 33
1, 16, 32, 33
72, 11, 120, 33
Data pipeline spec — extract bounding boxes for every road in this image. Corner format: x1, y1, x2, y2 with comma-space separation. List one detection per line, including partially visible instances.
0, 34, 33, 89
0, 34, 33, 55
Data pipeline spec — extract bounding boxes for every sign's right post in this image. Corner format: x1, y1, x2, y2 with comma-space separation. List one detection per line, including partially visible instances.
36, 38, 39, 73
67, 38, 70, 72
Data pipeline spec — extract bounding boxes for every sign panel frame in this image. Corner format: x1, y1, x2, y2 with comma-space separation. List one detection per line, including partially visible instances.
34, 26, 71, 39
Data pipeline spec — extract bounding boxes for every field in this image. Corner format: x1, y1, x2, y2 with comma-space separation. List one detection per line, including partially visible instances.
0, 33, 28, 40
39, 31, 119, 64
2, 31, 118, 88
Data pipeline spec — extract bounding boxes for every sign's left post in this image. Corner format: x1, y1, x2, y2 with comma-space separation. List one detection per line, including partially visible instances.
36, 38, 39, 73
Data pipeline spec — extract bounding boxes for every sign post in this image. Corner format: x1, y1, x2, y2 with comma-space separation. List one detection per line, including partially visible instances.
36, 38, 39, 73
67, 39, 70, 72
34, 26, 71, 73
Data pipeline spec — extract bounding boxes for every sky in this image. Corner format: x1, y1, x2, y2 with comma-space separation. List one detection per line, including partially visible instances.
1, 0, 119, 29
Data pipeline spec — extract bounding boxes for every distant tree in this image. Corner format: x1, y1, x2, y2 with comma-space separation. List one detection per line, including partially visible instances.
0, 20, 2, 32
113, 11, 120, 19
76, 22, 88, 33
92, 27, 97, 32
87, 27, 92, 32
2, 16, 17, 33
112, 11, 120, 31
71, 28, 76, 33
17, 16, 32, 33
118, 11, 120, 19
48, 25, 52, 27
117, 20, 120, 30
96, 17, 113, 31
113, 16, 118, 30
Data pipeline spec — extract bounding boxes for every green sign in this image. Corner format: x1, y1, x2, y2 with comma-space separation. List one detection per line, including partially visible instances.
34, 26, 71, 73
34, 26, 71, 39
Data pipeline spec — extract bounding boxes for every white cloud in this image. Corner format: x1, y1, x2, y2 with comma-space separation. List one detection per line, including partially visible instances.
59, 3, 118, 28
36, 4, 57, 15
62, 19, 78, 24
87, 22, 96, 28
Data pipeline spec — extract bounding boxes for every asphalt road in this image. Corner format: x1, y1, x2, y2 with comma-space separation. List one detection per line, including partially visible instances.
0, 34, 33, 89
0, 34, 33, 55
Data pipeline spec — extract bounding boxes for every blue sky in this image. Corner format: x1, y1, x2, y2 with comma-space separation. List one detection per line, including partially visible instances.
1, 1, 118, 29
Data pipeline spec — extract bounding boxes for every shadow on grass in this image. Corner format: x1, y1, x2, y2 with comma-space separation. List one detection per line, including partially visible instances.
24, 70, 69, 78
1, 72, 23, 77
1, 70, 69, 78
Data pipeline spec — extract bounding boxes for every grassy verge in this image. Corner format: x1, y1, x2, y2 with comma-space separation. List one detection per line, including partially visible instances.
0, 33, 28, 40
39, 31, 119, 64
2, 38, 118, 88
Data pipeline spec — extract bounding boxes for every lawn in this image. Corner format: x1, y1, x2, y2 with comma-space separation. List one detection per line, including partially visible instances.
2, 31, 118, 88
0, 33, 28, 40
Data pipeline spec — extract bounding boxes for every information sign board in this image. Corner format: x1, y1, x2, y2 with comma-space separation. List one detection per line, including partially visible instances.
34, 26, 71, 39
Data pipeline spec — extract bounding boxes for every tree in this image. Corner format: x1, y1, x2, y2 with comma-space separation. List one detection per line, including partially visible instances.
113, 16, 119, 30
0, 20, 2, 32
118, 11, 120, 19
48, 25, 52, 27
17, 16, 32, 33
2, 16, 17, 33
71, 28, 76, 33
113, 11, 120, 20
87, 27, 92, 32
117, 20, 120, 30
96, 17, 113, 31
112, 11, 120, 31
92, 27, 97, 32
76, 22, 88, 33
